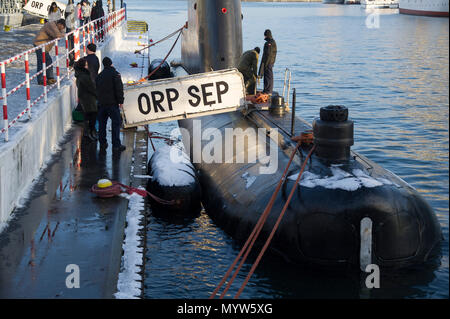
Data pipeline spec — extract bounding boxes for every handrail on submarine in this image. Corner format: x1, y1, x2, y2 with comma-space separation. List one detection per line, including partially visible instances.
127, 23, 187, 86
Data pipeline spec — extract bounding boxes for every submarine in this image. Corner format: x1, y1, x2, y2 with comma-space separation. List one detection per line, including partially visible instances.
160, 0, 442, 270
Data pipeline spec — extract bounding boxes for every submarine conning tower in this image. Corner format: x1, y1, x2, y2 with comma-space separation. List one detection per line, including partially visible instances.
181, 0, 243, 74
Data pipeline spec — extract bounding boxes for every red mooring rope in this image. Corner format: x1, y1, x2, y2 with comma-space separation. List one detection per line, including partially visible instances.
210, 139, 316, 299
90, 181, 175, 206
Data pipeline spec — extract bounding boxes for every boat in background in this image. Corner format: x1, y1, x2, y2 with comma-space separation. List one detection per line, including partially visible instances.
399, 0, 449, 16
323, 0, 345, 4
344, 0, 361, 4
361, 0, 399, 8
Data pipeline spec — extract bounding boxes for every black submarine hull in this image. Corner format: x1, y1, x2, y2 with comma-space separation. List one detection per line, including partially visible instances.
177, 0, 442, 269
179, 110, 441, 269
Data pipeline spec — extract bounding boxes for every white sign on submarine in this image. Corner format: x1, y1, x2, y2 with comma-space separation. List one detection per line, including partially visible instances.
122, 69, 246, 127
23, 0, 67, 18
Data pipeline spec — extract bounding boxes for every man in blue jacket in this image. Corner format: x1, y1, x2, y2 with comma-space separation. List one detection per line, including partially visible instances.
96, 57, 126, 152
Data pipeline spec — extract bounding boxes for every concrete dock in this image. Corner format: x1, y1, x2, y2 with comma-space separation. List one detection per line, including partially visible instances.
0, 125, 145, 298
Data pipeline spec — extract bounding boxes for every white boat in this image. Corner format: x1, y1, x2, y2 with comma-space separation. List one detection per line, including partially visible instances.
361, 0, 399, 8
399, 0, 449, 16
323, 0, 345, 4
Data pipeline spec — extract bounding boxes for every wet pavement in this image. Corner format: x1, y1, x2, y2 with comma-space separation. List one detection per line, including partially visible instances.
0, 124, 138, 298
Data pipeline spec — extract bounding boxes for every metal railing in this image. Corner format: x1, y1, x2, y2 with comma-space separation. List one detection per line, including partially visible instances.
0, 7, 126, 141
0, 0, 22, 14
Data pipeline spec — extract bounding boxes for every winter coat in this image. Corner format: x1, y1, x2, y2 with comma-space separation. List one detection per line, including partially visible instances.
48, 9, 62, 22
97, 0, 105, 18
65, 4, 76, 29
82, 4, 91, 19
90, 1, 104, 20
75, 65, 98, 113
86, 53, 100, 84
33, 21, 65, 52
96, 66, 124, 106
238, 49, 259, 79
261, 30, 277, 69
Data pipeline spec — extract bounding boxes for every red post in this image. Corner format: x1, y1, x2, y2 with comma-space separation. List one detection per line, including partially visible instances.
82, 26, 86, 56
91, 23, 95, 44
25, 53, 31, 119
1, 62, 8, 141
65, 34, 70, 79
55, 42, 60, 89
74, 30, 80, 61
42, 49, 47, 102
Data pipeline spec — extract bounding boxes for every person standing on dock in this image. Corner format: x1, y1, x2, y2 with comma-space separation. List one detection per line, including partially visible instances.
96, 57, 126, 152
33, 19, 66, 85
90, 0, 105, 41
259, 29, 277, 95
238, 47, 260, 95
86, 43, 100, 84
47, 2, 63, 22
65, 0, 76, 66
75, 58, 98, 141
82, 1, 92, 25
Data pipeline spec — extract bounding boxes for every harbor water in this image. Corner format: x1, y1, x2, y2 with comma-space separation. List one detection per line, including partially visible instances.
124, 1, 448, 298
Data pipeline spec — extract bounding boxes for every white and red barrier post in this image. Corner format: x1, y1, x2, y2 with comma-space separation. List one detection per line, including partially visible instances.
25, 53, 31, 119
65, 34, 70, 79
55, 42, 60, 89
74, 30, 80, 61
1, 62, 8, 141
42, 50, 47, 103
82, 26, 86, 57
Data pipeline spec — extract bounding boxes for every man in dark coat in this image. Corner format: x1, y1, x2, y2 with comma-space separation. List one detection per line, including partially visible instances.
91, 0, 105, 41
259, 29, 277, 95
96, 57, 126, 152
75, 58, 98, 140
237, 47, 260, 95
85, 43, 100, 84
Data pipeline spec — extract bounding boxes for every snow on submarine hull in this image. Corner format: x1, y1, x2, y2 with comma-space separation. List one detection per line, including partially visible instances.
176, 0, 442, 269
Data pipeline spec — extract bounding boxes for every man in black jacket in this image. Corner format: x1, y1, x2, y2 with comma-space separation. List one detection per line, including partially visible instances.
86, 43, 100, 84
96, 57, 125, 152
259, 29, 277, 95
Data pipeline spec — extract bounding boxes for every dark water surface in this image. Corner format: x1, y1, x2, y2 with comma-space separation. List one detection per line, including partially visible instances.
125, 1, 448, 299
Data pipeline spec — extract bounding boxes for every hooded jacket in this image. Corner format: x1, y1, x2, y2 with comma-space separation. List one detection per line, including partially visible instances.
33, 21, 65, 52
261, 30, 277, 69
75, 64, 98, 113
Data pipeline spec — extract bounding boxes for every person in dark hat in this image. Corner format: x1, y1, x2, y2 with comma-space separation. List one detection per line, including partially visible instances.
259, 29, 277, 95
96, 57, 126, 152
237, 47, 260, 95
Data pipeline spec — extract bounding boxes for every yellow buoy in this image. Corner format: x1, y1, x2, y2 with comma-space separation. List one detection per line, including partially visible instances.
40, 18, 45, 24
97, 179, 113, 188
4, 25, 11, 32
